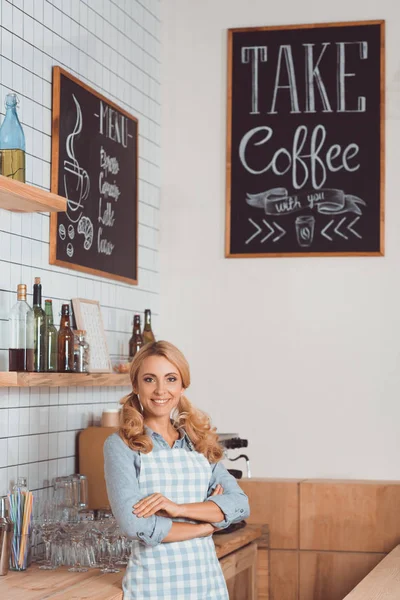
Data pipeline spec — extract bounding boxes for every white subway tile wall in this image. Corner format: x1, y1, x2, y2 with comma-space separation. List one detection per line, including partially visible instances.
0, 0, 161, 495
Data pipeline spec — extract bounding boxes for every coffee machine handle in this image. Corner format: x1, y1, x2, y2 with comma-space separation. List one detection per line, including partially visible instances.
228, 454, 252, 478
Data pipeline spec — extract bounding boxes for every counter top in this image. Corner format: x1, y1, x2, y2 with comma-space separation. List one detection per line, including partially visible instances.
0, 524, 263, 600
343, 544, 400, 600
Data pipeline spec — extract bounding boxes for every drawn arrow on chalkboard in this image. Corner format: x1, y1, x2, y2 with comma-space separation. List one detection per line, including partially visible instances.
261, 219, 286, 243
245, 219, 262, 244
347, 217, 362, 239
334, 217, 348, 240
321, 217, 362, 241
321, 220, 334, 241
245, 218, 287, 244
261, 220, 274, 242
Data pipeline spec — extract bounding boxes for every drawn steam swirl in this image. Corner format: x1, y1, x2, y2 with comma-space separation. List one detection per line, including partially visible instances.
66, 94, 82, 168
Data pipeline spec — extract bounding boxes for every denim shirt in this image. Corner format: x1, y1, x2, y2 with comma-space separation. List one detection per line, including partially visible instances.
103, 427, 250, 547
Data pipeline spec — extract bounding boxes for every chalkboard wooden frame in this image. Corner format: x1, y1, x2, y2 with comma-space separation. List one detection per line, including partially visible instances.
225, 20, 385, 258
50, 66, 139, 283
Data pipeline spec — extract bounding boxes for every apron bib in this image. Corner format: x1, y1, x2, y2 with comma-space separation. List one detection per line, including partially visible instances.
122, 446, 229, 600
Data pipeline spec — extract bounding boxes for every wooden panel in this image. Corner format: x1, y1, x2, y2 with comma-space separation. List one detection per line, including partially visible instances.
240, 479, 300, 548
257, 547, 269, 599
220, 542, 257, 600
299, 550, 385, 600
300, 480, 400, 551
343, 545, 400, 600
227, 570, 253, 600
0, 174, 66, 212
269, 550, 298, 600
0, 372, 131, 387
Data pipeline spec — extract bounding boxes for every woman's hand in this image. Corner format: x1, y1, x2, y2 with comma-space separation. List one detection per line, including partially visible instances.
210, 484, 224, 497
133, 493, 181, 518
199, 522, 219, 537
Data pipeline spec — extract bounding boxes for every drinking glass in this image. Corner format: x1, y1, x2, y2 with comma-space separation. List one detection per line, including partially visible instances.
71, 475, 89, 509
61, 510, 91, 573
100, 518, 120, 574
38, 497, 58, 570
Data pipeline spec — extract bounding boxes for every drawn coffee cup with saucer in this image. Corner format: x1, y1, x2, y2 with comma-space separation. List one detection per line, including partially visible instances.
63, 161, 90, 222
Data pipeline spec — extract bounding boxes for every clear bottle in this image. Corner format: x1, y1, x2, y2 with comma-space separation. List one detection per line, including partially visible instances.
143, 309, 155, 345
58, 304, 74, 372
43, 300, 58, 372
0, 93, 26, 182
73, 330, 89, 373
8, 284, 33, 372
27, 278, 45, 372
129, 314, 143, 358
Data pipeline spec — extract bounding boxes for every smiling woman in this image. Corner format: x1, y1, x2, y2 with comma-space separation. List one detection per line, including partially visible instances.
103, 340, 250, 600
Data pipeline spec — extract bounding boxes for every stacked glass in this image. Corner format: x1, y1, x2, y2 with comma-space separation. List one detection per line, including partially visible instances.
31, 475, 130, 571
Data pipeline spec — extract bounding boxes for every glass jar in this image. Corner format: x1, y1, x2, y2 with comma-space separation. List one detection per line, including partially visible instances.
74, 330, 89, 373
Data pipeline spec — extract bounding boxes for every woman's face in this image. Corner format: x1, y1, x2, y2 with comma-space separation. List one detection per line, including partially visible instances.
135, 355, 184, 419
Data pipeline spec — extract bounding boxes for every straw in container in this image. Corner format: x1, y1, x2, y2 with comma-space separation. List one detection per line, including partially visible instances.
7, 478, 33, 571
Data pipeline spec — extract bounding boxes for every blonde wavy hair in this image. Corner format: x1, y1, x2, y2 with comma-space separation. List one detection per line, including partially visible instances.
119, 340, 223, 463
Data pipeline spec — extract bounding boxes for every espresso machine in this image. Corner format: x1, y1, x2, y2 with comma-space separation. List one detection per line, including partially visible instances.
213, 434, 250, 535
218, 433, 251, 479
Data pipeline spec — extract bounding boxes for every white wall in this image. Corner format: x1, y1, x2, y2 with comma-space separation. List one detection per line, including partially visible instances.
0, 0, 161, 496
160, 0, 400, 478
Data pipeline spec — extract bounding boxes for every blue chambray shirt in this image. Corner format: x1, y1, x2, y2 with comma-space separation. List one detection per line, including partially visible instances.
103, 426, 250, 547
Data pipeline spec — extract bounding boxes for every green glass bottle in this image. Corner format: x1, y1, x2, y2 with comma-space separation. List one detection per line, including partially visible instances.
27, 277, 45, 372
43, 300, 58, 372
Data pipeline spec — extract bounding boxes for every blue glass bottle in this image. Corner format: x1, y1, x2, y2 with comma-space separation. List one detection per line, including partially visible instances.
0, 93, 26, 182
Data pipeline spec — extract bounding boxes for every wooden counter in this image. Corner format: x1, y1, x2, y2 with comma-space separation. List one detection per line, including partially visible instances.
0, 524, 264, 600
343, 544, 400, 600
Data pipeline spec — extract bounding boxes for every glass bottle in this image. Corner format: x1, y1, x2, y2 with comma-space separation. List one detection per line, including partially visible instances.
143, 309, 155, 345
73, 330, 89, 373
43, 300, 58, 372
129, 314, 143, 358
27, 278, 45, 372
11, 477, 28, 494
8, 284, 33, 371
0, 93, 26, 182
58, 304, 74, 372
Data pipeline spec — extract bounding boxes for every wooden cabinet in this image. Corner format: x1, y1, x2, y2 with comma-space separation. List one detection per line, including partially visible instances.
220, 541, 258, 600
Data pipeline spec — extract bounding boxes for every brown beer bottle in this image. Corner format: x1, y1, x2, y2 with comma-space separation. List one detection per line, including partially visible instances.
58, 304, 74, 372
129, 314, 143, 359
143, 309, 155, 345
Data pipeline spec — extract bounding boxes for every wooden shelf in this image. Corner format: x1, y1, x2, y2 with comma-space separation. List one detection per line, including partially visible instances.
0, 372, 131, 387
0, 175, 66, 212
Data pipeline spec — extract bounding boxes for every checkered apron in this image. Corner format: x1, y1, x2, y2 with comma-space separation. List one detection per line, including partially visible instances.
122, 446, 229, 599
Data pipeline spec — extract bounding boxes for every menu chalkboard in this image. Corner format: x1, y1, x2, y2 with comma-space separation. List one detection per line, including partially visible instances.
50, 67, 138, 283
225, 21, 385, 258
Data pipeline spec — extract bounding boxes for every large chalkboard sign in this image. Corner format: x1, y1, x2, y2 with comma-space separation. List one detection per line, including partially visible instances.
226, 21, 385, 257
50, 67, 138, 283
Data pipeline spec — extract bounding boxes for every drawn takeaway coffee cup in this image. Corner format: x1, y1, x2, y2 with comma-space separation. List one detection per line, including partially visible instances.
63, 161, 90, 211
295, 215, 315, 248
